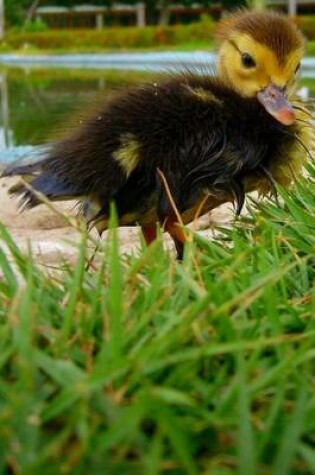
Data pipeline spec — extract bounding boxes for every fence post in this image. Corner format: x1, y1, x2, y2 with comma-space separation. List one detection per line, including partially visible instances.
96, 12, 104, 30
288, 0, 297, 16
136, 2, 146, 27
0, 0, 4, 40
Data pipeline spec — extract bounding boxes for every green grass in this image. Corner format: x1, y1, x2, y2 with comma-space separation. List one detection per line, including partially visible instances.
305, 40, 315, 57
3, 38, 315, 56
0, 165, 314, 474
0, 39, 214, 54
3, 36, 315, 57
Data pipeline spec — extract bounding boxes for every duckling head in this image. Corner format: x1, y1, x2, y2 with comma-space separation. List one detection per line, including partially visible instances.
216, 10, 304, 125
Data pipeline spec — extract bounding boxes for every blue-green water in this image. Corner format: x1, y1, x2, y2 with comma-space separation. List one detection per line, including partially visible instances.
0, 67, 156, 162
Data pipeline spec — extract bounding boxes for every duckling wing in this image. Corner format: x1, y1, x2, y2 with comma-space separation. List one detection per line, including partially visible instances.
1, 123, 130, 209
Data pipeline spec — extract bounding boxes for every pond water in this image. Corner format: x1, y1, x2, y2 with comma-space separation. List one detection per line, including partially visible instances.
0, 67, 157, 160
0, 65, 314, 163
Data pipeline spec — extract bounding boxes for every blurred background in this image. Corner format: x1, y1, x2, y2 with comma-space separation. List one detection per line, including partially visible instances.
0, 0, 314, 159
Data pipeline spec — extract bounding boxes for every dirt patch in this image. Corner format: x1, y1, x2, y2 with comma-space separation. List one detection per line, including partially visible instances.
0, 176, 234, 267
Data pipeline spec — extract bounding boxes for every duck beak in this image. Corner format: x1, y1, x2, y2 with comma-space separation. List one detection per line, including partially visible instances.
257, 84, 295, 125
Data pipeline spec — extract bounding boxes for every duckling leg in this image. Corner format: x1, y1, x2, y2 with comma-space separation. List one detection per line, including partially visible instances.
156, 169, 187, 260
142, 218, 186, 259
163, 217, 186, 260
141, 224, 157, 245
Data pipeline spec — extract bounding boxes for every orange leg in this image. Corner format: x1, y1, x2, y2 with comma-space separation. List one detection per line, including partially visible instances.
141, 223, 157, 246
142, 220, 186, 259
155, 168, 187, 259
163, 217, 187, 260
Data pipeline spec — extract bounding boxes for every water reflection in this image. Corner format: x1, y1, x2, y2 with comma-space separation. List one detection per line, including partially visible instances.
0, 67, 155, 155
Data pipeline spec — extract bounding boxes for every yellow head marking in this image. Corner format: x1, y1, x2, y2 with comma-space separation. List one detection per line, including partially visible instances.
113, 133, 141, 177
218, 32, 303, 99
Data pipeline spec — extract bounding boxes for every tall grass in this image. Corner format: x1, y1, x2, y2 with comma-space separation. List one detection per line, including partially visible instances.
0, 165, 314, 474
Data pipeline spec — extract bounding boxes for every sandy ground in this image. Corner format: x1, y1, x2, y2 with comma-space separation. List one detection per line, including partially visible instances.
0, 176, 234, 268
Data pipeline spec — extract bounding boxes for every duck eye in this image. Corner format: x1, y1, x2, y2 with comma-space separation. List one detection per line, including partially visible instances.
241, 53, 256, 69
295, 62, 301, 74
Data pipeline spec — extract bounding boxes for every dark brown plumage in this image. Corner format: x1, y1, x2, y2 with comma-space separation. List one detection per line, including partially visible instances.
2, 10, 313, 259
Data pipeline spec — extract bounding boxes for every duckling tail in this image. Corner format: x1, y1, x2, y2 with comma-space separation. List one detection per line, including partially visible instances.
2, 157, 82, 209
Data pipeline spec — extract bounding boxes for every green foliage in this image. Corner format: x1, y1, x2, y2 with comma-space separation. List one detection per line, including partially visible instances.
4, 0, 26, 27
221, 0, 246, 7
0, 160, 314, 472
23, 19, 48, 33
4, 0, 246, 28
5, 14, 315, 54
3, 21, 215, 51
297, 15, 315, 40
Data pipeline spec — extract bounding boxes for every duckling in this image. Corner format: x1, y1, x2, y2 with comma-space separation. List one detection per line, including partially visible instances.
2, 10, 313, 259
